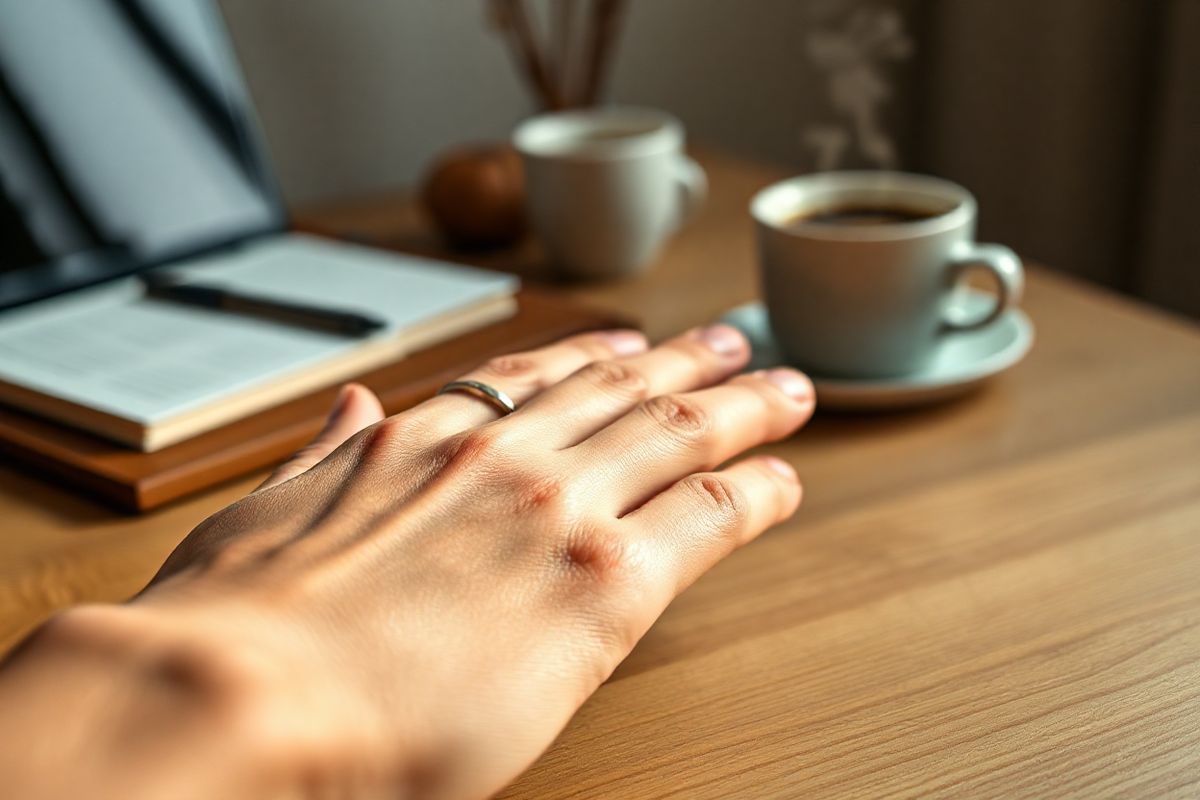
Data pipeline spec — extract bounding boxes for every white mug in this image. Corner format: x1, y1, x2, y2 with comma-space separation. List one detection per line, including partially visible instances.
513, 107, 706, 279
752, 171, 1024, 379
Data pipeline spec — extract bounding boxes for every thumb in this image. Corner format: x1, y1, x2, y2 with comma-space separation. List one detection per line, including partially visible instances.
257, 383, 385, 491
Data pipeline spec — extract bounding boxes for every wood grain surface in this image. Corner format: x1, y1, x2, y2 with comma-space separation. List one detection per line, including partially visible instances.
2, 151, 1199, 797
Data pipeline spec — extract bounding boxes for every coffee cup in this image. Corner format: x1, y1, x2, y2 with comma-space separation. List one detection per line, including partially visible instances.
513, 107, 706, 279
751, 171, 1023, 379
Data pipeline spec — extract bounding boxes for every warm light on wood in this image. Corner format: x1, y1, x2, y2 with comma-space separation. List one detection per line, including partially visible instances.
2, 151, 1197, 797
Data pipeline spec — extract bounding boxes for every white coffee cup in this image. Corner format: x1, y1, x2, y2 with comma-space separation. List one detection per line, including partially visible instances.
752, 171, 1024, 379
513, 107, 706, 279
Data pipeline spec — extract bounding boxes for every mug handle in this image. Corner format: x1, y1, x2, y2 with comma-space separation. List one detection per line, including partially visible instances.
674, 155, 707, 227
942, 242, 1024, 332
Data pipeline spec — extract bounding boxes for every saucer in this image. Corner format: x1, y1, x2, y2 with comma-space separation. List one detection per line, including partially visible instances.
721, 289, 1034, 410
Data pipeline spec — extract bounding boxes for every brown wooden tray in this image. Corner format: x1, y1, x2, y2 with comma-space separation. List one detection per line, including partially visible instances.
0, 288, 629, 512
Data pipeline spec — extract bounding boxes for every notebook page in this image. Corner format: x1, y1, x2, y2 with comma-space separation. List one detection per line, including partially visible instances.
0, 236, 516, 424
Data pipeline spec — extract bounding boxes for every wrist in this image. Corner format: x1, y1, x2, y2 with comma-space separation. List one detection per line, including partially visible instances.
120, 590, 447, 799
0, 603, 289, 800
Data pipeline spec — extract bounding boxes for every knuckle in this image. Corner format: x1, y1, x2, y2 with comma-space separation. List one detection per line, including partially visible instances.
641, 393, 711, 442
579, 360, 646, 398
683, 473, 749, 525
434, 425, 512, 477
559, 525, 641, 586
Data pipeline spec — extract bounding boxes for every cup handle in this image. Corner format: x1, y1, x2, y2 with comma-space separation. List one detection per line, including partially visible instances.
674, 155, 707, 227
942, 242, 1024, 332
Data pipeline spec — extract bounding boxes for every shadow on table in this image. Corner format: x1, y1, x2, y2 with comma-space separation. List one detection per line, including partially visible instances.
0, 466, 125, 526
803, 385, 986, 440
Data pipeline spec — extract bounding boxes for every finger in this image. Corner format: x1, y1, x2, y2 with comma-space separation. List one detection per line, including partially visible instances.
513, 324, 750, 448
577, 367, 815, 514
623, 455, 802, 593
258, 383, 384, 491
413, 329, 647, 439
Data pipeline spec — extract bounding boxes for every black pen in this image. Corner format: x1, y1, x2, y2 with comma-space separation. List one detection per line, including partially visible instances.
138, 273, 387, 337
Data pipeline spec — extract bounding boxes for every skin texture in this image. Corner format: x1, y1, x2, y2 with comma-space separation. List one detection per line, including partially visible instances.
0, 325, 814, 799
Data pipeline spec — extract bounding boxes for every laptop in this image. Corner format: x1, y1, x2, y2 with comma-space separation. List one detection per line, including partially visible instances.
0, 0, 517, 449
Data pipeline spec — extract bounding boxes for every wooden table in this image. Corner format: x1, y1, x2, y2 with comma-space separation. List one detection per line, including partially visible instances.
3, 152, 1199, 797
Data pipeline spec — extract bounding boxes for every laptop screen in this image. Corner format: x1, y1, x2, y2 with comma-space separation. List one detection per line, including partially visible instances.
0, 0, 283, 308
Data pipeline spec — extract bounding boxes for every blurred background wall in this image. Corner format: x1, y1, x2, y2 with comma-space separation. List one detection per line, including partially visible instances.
218, 0, 1198, 318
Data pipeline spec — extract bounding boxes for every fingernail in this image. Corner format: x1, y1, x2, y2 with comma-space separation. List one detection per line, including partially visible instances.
694, 324, 746, 356
763, 368, 814, 402
599, 329, 648, 356
762, 456, 798, 480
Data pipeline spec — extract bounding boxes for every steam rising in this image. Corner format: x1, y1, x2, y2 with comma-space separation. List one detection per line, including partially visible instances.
804, 2, 913, 171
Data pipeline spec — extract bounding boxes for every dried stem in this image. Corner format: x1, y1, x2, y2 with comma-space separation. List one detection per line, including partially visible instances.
489, 0, 625, 110
491, 0, 565, 110
578, 0, 626, 107
550, 0, 580, 105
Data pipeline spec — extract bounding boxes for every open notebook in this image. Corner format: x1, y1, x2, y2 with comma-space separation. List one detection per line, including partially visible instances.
0, 235, 517, 451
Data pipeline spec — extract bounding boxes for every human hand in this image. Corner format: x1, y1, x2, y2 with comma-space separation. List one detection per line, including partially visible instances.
17, 325, 814, 799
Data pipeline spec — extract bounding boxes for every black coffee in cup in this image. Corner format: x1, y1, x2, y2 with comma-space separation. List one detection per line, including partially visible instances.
783, 204, 946, 229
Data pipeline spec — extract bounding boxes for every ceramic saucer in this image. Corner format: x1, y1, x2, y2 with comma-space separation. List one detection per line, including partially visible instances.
721, 289, 1034, 410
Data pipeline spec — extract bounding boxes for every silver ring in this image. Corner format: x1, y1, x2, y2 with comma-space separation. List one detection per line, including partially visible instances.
437, 379, 516, 416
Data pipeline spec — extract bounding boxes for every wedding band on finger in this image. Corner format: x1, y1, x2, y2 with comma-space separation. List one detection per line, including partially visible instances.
436, 379, 517, 416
